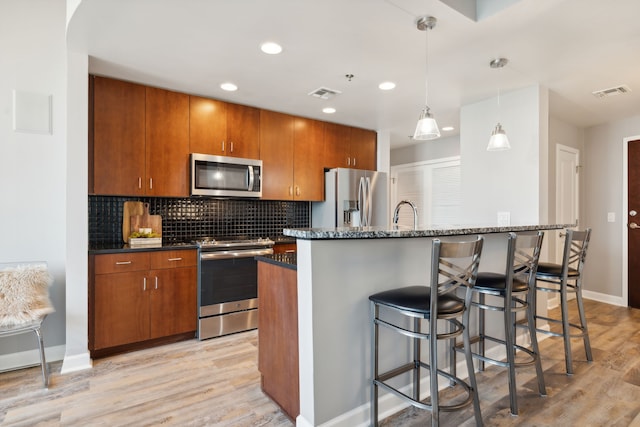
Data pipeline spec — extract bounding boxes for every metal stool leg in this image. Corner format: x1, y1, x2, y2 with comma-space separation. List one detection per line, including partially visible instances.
504, 298, 518, 415
575, 284, 593, 362
371, 302, 379, 427
527, 287, 547, 396
560, 283, 574, 375
34, 327, 49, 388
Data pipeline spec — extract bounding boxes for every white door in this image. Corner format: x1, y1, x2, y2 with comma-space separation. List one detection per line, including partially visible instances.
552, 144, 580, 307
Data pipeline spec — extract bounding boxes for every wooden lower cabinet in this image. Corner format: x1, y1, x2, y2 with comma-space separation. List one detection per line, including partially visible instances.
257, 260, 299, 420
90, 249, 197, 357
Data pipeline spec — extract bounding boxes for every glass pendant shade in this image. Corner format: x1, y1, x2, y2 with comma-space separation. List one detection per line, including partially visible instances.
487, 123, 510, 151
413, 107, 440, 140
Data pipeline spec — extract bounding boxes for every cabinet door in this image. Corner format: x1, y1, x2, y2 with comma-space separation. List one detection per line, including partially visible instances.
149, 267, 197, 339
146, 87, 190, 197
92, 76, 146, 195
260, 110, 294, 200
189, 96, 227, 156
227, 103, 260, 159
94, 271, 150, 349
293, 117, 324, 201
350, 127, 377, 170
323, 122, 351, 169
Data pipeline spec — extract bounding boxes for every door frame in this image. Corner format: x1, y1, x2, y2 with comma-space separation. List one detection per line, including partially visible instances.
551, 144, 580, 308
622, 135, 640, 308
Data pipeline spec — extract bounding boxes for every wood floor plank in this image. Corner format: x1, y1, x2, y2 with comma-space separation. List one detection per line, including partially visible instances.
2, 299, 640, 426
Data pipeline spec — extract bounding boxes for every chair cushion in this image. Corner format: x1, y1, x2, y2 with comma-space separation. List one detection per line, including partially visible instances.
536, 262, 579, 279
474, 272, 529, 293
369, 285, 464, 317
0, 265, 54, 327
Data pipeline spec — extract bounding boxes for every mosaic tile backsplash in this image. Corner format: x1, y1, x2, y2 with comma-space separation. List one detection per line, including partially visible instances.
89, 196, 310, 245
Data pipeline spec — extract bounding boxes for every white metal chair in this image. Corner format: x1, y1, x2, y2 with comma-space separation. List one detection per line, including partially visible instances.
0, 262, 54, 387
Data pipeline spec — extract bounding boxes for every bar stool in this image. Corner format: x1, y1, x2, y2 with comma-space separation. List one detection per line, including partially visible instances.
369, 237, 484, 427
535, 228, 592, 375
454, 231, 546, 416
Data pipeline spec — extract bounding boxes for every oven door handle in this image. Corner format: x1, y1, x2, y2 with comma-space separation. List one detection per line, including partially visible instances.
200, 248, 273, 260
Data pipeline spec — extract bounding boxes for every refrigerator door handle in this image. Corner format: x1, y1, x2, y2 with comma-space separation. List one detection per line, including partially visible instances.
366, 177, 372, 226
358, 177, 366, 227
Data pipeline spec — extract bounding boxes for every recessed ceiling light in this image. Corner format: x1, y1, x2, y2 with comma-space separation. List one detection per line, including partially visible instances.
322, 107, 336, 114
441, 126, 454, 131
260, 42, 283, 55
378, 81, 396, 90
220, 82, 238, 91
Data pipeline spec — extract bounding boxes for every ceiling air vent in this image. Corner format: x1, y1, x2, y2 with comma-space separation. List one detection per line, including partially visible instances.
592, 85, 632, 98
308, 87, 342, 100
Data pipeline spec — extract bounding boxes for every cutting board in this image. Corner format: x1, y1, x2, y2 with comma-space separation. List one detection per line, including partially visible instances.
122, 201, 144, 243
130, 203, 162, 238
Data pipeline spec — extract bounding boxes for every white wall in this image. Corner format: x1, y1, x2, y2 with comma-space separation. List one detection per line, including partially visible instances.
390, 135, 459, 166
583, 114, 640, 299
460, 85, 547, 225
0, 0, 68, 365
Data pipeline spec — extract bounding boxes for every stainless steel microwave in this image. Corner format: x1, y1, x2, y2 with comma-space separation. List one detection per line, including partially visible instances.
190, 153, 262, 198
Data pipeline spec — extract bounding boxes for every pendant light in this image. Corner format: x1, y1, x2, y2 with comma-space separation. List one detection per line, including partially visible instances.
487, 57, 510, 151
413, 16, 440, 140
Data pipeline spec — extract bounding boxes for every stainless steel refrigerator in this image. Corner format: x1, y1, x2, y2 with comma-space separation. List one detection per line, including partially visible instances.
312, 168, 388, 228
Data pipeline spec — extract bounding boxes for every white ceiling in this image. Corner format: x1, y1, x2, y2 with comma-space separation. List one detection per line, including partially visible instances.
67, 0, 640, 148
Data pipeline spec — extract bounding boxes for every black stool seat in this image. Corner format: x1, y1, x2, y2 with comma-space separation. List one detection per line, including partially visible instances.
475, 272, 529, 293
369, 286, 464, 316
535, 262, 579, 278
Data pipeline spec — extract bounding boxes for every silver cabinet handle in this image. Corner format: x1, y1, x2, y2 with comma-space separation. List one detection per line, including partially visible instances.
222, 141, 225, 152
167, 257, 183, 262
155, 276, 158, 289
149, 178, 153, 189
115, 261, 132, 265
630, 222, 639, 229
143, 277, 147, 291
138, 177, 142, 189
230, 141, 234, 153
353, 157, 356, 166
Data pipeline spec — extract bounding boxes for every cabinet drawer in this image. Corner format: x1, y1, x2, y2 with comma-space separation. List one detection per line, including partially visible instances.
95, 252, 150, 274
149, 249, 197, 269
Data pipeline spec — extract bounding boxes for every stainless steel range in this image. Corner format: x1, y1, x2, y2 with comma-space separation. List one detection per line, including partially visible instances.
195, 237, 274, 340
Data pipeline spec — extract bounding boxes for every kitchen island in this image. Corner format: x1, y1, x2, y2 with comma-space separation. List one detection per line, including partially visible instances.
283, 223, 571, 427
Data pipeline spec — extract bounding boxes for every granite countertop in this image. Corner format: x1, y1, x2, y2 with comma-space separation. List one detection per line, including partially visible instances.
283, 223, 575, 240
255, 253, 297, 270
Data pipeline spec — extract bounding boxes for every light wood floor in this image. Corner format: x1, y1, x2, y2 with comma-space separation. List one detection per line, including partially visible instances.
1, 299, 640, 426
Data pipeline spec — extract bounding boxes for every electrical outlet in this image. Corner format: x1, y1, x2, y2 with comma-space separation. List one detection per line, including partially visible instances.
497, 211, 510, 226
607, 212, 615, 222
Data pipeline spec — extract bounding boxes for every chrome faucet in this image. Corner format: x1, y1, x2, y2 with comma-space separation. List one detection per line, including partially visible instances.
393, 200, 418, 230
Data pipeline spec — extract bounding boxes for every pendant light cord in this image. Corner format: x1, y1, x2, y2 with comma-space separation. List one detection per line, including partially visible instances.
424, 26, 429, 108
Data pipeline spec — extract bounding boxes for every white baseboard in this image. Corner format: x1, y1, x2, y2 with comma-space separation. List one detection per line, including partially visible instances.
61, 351, 92, 374
582, 290, 625, 307
0, 344, 66, 373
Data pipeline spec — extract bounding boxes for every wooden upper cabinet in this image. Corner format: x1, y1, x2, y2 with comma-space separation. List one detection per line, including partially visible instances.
92, 76, 146, 195
226, 103, 260, 159
323, 122, 377, 171
146, 87, 190, 197
350, 127, 377, 170
293, 117, 325, 201
189, 96, 227, 156
260, 110, 294, 200
189, 96, 260, 159
323, 122, 351, 170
